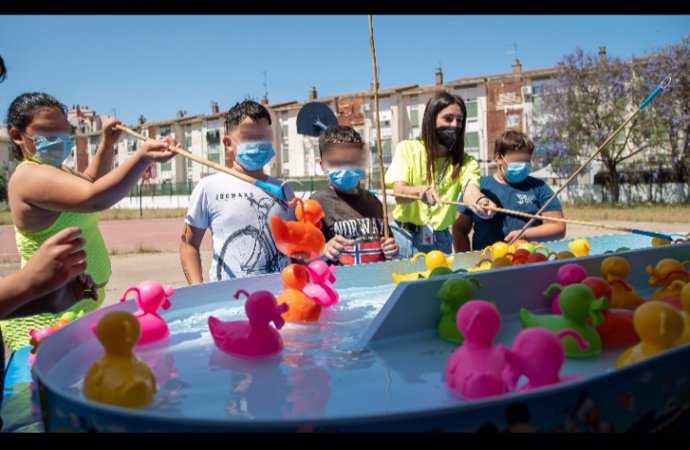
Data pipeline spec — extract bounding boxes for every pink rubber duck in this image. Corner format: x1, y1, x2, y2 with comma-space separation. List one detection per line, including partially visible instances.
445, 300, 517, 400
302, 260, 339, 307
120, 280, 175, 346
28, 326, 56, 368
508, 328, 589, 392
208, 289, 289, 359
550, 263, 588, 314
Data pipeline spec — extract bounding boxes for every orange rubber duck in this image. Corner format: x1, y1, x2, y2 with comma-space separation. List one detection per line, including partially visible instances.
277, 264, 321, 323
271, 198, 326, 261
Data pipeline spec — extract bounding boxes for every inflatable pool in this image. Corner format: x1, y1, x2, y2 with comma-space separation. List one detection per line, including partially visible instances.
11, 234, 690, 431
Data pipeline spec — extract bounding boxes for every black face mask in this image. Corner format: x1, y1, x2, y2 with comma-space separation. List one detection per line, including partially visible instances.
436, 126, 463, 151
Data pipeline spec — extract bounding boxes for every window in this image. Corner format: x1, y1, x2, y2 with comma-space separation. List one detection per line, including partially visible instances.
507, 114, 520, 128
465, 100, 478, 121
159, 127, 172, 137
282, 147, 289, 164
410, 109, 419, 127
127, 139, 137, 155
465, 131, 480, 149
207, 153, 221, 164
185, 134, 192, 150
371, 139, 393, 164
161, 161, 172, 171
208, 142, 221, 164
281, 123, 288, 140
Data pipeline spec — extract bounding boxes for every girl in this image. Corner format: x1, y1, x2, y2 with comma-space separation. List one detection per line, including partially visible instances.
1, 92, 175, 350
385, 90, 496, 258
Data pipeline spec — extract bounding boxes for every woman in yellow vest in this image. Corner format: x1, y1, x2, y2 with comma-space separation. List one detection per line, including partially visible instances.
2, 92, 175, 351
385, 91, 496, 258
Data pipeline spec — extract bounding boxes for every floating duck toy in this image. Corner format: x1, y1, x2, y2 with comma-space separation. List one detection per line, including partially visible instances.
445, 300, 517, 400
28, 310, 85, 368
550, 250, 576, 260
616, 301, 684, 369
675, 283, 690, 346
646, 258, 689, 309
522, 284, 607, 358
294, 198, 325, 228
303, 260, 339, 307
651, 237, 672, 247
271, 198, 326, 261
481, 241, 510, 259
277, 264, 321, 323
392, 250, 455, 284
568, 239, 591, 257
208, 289, 289, 359
600, 256, 644, 309
437, 277, 481, 343
426, 266, 467, 278
508, 327, 588, 392
118, 280, 174, 346
550, 263, 589, 314
84, 310, 157, 408
577, 276, 637, 347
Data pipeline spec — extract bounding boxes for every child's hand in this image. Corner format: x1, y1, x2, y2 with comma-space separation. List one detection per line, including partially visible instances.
323, 235, 354, 261
469, 196, 496, 220
101, 117, 123, 145
42, 273, 97, 313
381, 237, 399, 259
137, 139, 176, 164
25, 227, 87, 297
504, 230, 525, 243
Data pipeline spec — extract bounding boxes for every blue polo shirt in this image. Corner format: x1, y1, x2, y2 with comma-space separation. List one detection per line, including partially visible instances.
458, 175, 562, 251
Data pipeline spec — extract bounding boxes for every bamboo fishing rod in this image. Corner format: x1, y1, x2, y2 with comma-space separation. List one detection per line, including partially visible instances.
508, 75, 672, 244
368, 15, 390, 239
388, 192, 676, 241
114, 124, 286, 201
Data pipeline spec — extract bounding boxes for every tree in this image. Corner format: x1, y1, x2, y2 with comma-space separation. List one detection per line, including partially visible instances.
633, 36, 690, 188
536, 48, 653, 202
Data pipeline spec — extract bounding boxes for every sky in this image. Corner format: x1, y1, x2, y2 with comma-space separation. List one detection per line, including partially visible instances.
0, 15, 688, 125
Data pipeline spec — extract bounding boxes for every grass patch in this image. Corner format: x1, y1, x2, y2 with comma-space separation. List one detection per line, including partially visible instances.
562, 202, 689, 223
109, 243, 162, 256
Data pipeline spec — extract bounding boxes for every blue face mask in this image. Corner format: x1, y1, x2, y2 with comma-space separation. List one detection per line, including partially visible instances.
235, 142, 275, 171
501, 155, 531, 184
31, 134, 74, 167
328, 167, 365, 191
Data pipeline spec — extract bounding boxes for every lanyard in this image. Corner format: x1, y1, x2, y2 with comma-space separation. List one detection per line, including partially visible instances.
434, 157, 450, 190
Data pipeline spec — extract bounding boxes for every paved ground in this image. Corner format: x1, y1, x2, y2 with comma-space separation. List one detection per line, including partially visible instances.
0, 218, 685, 308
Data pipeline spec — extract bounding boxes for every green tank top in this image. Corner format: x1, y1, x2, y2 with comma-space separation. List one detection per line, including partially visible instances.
0, 161, 112, 351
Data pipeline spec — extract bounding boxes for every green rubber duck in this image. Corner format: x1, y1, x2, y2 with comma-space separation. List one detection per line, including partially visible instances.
519, 283, 608, 358
437, 277, 481, 343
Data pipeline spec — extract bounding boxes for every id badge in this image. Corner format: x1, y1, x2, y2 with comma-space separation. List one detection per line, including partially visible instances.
420, 224, 436, 245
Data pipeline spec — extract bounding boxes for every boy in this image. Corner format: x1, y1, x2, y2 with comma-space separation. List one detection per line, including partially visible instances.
311, 126, 398, 265
453, 130, 565, 252
180, 100, 295, 283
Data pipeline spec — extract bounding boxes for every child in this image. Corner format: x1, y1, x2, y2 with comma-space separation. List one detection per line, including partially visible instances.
1, 92, 175, 351
180, 100, 295, 283
453, 130, 565, 252
311, 125, 398, 265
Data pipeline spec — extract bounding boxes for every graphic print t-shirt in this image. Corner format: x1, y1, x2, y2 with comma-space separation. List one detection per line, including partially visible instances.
457, 175, 562, 251
186, 173, 295, 281
310, 187, 390, 266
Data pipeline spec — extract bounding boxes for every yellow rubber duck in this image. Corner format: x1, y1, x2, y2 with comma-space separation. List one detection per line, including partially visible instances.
84, 311, 157, 408
616, 301, 684, 368
600, 256, 644, 309
481, 242, 510, 259
675, 283, 690, 346
568, 239, 591, 257
392, 251, 455, 284
646, 258, 689, 305
466, 258, 493, 273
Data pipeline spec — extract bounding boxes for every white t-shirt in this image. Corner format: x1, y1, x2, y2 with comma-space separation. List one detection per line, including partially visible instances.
185, 173, 295, 281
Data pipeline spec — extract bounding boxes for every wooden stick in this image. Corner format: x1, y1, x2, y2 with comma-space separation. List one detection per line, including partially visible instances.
115, 124, 287, 202
387, 192, 676, 240
115, 124, 257, 184
508, 75, 671, 245
368, 15, 390, 239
